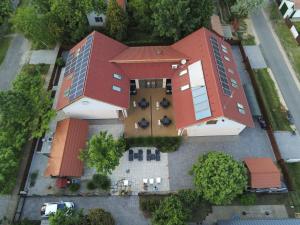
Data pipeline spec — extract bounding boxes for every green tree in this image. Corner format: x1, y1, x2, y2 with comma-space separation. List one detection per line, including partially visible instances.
86, 208, 115, 225
0, 0, 12, 25
49, 208, 86, 225
231, 0, 264, 17
11, 7, 57, 47
106, 0, 128, 41
128, 0, 152, 31
150, 0, 213, 41
191, 152, 247, 205
151, 195, 188, 225
80, 131, 126, 174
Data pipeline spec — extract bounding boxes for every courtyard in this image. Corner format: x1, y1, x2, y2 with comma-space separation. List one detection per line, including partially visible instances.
123, 88, 177, 137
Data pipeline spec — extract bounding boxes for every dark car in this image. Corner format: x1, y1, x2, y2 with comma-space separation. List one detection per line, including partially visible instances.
128, 149, 133, 161
287, 110, 294, 124
257, 116, 267, 129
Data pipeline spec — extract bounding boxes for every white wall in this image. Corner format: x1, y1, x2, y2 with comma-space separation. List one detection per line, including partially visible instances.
291, 10, 300, 20
279, 0, 295, 18
87, 11, 106, 27
62, 97, 123, 119
185, 117, 246, 136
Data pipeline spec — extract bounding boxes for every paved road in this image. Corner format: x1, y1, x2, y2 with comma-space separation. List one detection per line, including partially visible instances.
251, 9, 300, 131
0, 33, 30, 91
21, 196, 149, 225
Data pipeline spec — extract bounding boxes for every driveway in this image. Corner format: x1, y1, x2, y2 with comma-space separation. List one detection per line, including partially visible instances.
168, 123, 275, 191
0, 33, 30, 90
21, 196, 149, 225
251, 9, 300, 132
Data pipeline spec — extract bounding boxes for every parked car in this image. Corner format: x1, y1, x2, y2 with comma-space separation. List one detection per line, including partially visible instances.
287, 110, 294, 124
41, 201, 74, 218
256, 116, 267, 129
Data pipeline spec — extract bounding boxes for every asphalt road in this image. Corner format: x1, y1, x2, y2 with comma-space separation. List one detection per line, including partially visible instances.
0, 33, 30, 91
21, 196, 149, 225
251, 9, 300, 131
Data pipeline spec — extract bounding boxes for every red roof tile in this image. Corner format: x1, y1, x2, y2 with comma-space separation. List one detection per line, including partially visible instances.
44, 118, 88, 177
110, 46, 187, 63
244, 158, 281, 188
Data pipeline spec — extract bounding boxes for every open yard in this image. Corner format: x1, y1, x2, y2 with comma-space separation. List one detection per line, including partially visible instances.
268, 3, 300, 81
286, 162, 300, 213
254, 69, 291, 131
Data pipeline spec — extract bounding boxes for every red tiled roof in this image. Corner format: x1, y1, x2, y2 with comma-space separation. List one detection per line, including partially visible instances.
244, 158, 281, 189
294, 0, 300, 9
44, 118, 88, 177
57, 28, 254, 129
110, 46, 187, 63
116, 0, 126, 10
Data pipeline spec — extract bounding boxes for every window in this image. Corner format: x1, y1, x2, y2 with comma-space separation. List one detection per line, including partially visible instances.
231, 78, 238, 88
95, 16, 103, 23
179, 69, 187, 76
221, 44, 228, 53
224, 56, 230, 61
113, 73, 122, 80
64, 89, 70, 97
228, 68, 234, 74
112, 85, 121, 92
206, 120, 218, 125
180, 84, 189, 91
237, 103, 245, 114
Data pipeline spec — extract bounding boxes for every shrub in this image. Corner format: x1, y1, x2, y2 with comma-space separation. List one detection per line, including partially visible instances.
87, 208, 115, 225
55, 57, 65, 67
240, 193, 257, 205
139, 197, 164, 216
92, 174, 111, 190
29, 171, 38, 187
68, 183, 80, 192
87, 181, 97, 190
177, 189, 202, 211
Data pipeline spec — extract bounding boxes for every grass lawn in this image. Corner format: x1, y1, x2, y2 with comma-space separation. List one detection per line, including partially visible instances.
268, 3, 300, 81
254, 69, 292, 131
0, 36, 12, 65
286, 162, 300, 212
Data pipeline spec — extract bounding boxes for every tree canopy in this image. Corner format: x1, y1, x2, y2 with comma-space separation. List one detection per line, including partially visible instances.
231, 0, 264, 17
0, 0, 12, 25
150, 0, 213, 41
86, 208, 115, 225
0, 65, 55, 194
191, 152, 247, 205
151, 195, 188, 225
80, 131, 126, 175
106, 0, 128, 41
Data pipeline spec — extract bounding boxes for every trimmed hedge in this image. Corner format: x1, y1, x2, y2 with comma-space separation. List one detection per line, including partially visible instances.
125, 136, 182, 152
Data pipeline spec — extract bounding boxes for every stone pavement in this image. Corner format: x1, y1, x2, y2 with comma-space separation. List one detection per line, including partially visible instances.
274, 131, 300, 162
168, 123, 274, 191
244, 45, 267, 69
21, 196, 149, 225
0, 33, 30, 90
29, 49, 58, 65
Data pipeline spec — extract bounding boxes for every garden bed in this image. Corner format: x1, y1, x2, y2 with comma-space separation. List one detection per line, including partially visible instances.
125, 136, 182, 152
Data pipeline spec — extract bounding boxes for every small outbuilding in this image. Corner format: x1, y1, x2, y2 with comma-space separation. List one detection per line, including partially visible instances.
244, 157, 281, 189
44, 118, 88, 178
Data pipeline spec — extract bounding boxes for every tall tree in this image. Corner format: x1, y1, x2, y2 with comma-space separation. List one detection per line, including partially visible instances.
191, 152, 247, 205
106, 0, 128, 41
80, 131, 126, 174
87, 208, 115, 225
128, 0, 152, 31
49, 209, 86, 225
231, 0, 264, 17
0, 0, 12, 25
150, 0, 213, 41
151, 195, 188, 225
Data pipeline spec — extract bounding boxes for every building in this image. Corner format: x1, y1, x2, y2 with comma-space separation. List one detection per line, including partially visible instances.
218, 218, 300, 225
279, 0, 300, 21
87, 0, 126, 27
57, 27, 254, 137
244, 157, 281, 189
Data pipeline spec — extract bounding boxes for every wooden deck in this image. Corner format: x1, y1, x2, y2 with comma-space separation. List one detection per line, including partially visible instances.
123, 88, 177, 137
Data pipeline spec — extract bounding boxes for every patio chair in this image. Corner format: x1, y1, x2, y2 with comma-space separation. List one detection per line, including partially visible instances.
147, 149, 151, 161
155, 149, 160, 161
158, 120, 161, 126
156, 101, 160, 108
143, 178, 148, 184
134, 123, 138, 129
124, 180, 129, 186
128, 149, 134, 161
156, 177, 161, 184
149, 178, 154, 185
133, 100, 137, 107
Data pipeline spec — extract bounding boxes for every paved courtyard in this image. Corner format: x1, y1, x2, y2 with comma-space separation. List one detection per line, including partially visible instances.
21, 196, 148, 225
109, 147, 169, 195
168, 123, 275, 191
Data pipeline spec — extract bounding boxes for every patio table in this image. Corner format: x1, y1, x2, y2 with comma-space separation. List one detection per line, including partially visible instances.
160, 98, 170, 108
138, 118, 149, 129
138, 98, 149, 109
160, 116, 172, 126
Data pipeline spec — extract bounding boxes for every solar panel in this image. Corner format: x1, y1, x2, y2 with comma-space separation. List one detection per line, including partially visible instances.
210, 36, 232, 97
63, 34, 94, 101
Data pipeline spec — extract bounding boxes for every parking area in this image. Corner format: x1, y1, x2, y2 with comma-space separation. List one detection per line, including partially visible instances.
109, 147, 170, 195
168, 122, 275, 191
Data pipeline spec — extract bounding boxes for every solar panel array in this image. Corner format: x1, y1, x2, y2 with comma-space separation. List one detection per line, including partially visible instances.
64, 34, 94, 101
210, 36, 232, 97
191, 86, 212, 120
